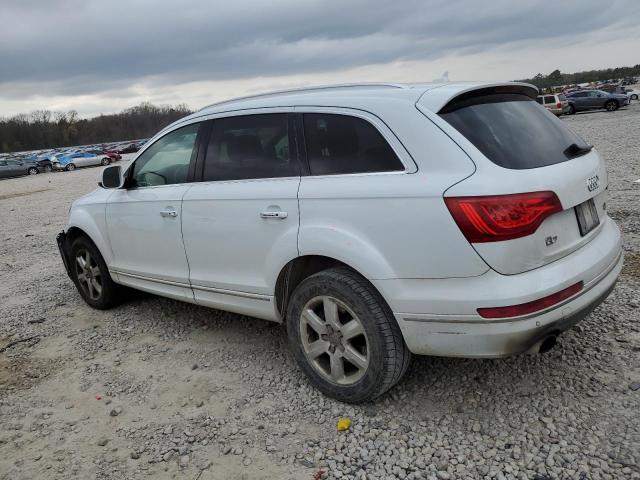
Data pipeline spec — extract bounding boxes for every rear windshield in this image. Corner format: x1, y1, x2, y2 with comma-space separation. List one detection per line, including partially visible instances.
439, 94, 590, 169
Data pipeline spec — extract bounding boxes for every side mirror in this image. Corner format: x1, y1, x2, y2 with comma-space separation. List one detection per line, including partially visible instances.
99, 165, 124, 189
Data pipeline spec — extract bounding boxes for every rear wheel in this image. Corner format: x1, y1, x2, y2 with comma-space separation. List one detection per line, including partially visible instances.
631, 94, 638, 100
66, 163, 76, 171
605, 100, 618, 112
568, 104, 576, 115
286, 267, 410, 403
70, 236, 121, 309
100, 157, 110, 166
27, 167, 39, 175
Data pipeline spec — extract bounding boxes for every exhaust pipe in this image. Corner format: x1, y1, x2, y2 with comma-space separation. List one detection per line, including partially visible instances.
538, 335, 557, 354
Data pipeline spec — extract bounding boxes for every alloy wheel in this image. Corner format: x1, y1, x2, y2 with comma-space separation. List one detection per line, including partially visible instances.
75, 249, 102, 300
299, 296, 369, 385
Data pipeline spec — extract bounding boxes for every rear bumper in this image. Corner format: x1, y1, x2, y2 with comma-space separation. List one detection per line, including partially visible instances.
374, 217, 623, 357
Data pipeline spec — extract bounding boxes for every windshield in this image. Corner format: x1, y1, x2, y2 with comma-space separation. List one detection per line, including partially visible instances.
439, 94, 591, 169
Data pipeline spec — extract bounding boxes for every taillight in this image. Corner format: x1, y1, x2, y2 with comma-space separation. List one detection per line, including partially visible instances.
444, 191, 562, 243
477, 281, 583, 318
556, 102, 562, 108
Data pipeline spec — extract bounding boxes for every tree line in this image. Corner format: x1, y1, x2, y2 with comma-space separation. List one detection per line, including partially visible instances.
0, 102, 192, 153
518, 65, 640, 89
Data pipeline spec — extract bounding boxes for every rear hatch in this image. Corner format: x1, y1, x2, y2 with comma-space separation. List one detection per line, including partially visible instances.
421, 85, 607, 275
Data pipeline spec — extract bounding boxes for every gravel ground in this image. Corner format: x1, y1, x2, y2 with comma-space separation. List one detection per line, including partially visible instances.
0, 104, 639, 480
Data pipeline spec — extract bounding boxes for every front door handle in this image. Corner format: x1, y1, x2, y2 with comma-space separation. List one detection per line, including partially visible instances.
160, 209, 178, 218
260, 211, 288, 219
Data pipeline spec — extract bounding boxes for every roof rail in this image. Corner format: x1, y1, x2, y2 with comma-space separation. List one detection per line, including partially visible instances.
198, 83, 408, 111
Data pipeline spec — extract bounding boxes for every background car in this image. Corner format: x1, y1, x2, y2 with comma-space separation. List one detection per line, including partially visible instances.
565, 89, 630, 113
0, 158, 42, 178
115, 143, 140, 154
536, 94, 570, 115
88, 149, 122, 161
626, 88, 639, 100
52, 152, 112, 171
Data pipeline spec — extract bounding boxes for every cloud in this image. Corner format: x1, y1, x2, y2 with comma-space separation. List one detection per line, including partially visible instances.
1, 0, 639, 116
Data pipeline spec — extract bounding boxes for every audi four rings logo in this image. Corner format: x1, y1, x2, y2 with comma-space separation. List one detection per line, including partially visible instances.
587, 174, 599, 192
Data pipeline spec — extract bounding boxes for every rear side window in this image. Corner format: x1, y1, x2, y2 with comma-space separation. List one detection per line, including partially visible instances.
439, 93, 591, 169
303, 113, 403, 175
203, 114, 296, 181
544, 96, 555, 104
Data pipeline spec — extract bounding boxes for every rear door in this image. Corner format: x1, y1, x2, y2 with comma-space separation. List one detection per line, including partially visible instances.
425, 88, 607, 274
181, 111, 301, 319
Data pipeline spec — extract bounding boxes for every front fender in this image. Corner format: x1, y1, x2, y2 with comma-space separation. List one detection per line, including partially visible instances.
67, 201, 113, 266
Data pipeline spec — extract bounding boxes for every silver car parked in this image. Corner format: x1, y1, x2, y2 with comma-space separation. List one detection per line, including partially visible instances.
565, 89, 630, 114
0, 158, 41, 179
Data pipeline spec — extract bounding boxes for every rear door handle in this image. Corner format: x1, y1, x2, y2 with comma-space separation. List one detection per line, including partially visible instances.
260, 211, 288, 219
160, 209, 178, 218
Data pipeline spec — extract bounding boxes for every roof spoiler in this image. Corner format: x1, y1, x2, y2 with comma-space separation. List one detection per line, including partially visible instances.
438, 84, 539, 114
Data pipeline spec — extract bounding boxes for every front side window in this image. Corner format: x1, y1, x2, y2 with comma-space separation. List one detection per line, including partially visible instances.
203, 114, 296, 182
303, 113, 403, 175
131, 123, 199, 187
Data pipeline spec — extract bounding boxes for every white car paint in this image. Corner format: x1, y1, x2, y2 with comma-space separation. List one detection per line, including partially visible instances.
64, 82, 622, 358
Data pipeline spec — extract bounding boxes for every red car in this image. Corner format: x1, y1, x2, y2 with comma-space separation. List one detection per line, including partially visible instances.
90, 149, 122, 161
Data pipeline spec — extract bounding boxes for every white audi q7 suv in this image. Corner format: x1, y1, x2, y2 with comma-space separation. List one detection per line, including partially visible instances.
57, 82, 623, 403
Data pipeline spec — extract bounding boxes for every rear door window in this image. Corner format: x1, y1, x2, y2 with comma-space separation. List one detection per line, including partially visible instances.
544, 96, 555, 104
303, 113, 404, 175
439, 93, 591, 169
203, 114, 297, 181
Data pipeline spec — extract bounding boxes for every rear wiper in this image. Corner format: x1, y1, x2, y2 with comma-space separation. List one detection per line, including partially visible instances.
564, 143, 593, 159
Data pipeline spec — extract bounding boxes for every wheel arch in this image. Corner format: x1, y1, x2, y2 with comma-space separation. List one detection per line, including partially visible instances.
65, 213, 114, 267
274, 255, 389, 321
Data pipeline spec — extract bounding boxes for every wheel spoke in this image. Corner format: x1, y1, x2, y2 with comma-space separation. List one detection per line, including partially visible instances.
342, 345, 368, 370
341, 319, 363, 340
330, 353, 345, 382
91, 279, 102, 296
303, 308, 327, 335
84, 251, 91, 267
86, 278, 95, 297
77, 272, 87, 283
306, 340, 329, 359
76, 255, 85, 269
323, 298, 341, 331
91, 266, 101, 277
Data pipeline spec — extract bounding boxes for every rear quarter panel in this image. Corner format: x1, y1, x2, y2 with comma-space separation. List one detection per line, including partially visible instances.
297, 103, 489, 279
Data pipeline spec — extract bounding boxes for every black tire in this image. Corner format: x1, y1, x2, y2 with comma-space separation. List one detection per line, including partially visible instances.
66, 163, 76, 171
631, 94, 638, 101
27, 167, 39, 175
69, 236, 122, 309
286, 267, 410, 403
568, 104, 576, 115
101, 157, 111, 166
605, 100, 618, 112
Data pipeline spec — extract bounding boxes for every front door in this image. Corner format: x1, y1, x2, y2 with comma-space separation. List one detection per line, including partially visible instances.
106, 122, 201, 302
181, 112, 300, 319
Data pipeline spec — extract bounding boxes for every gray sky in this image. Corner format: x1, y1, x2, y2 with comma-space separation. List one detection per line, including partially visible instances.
1, 0, 639, 117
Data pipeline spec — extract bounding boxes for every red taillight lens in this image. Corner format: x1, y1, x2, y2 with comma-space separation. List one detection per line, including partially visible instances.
477, 281, 583, 319
556, 102, 562, 108
444, 191, 562, 243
